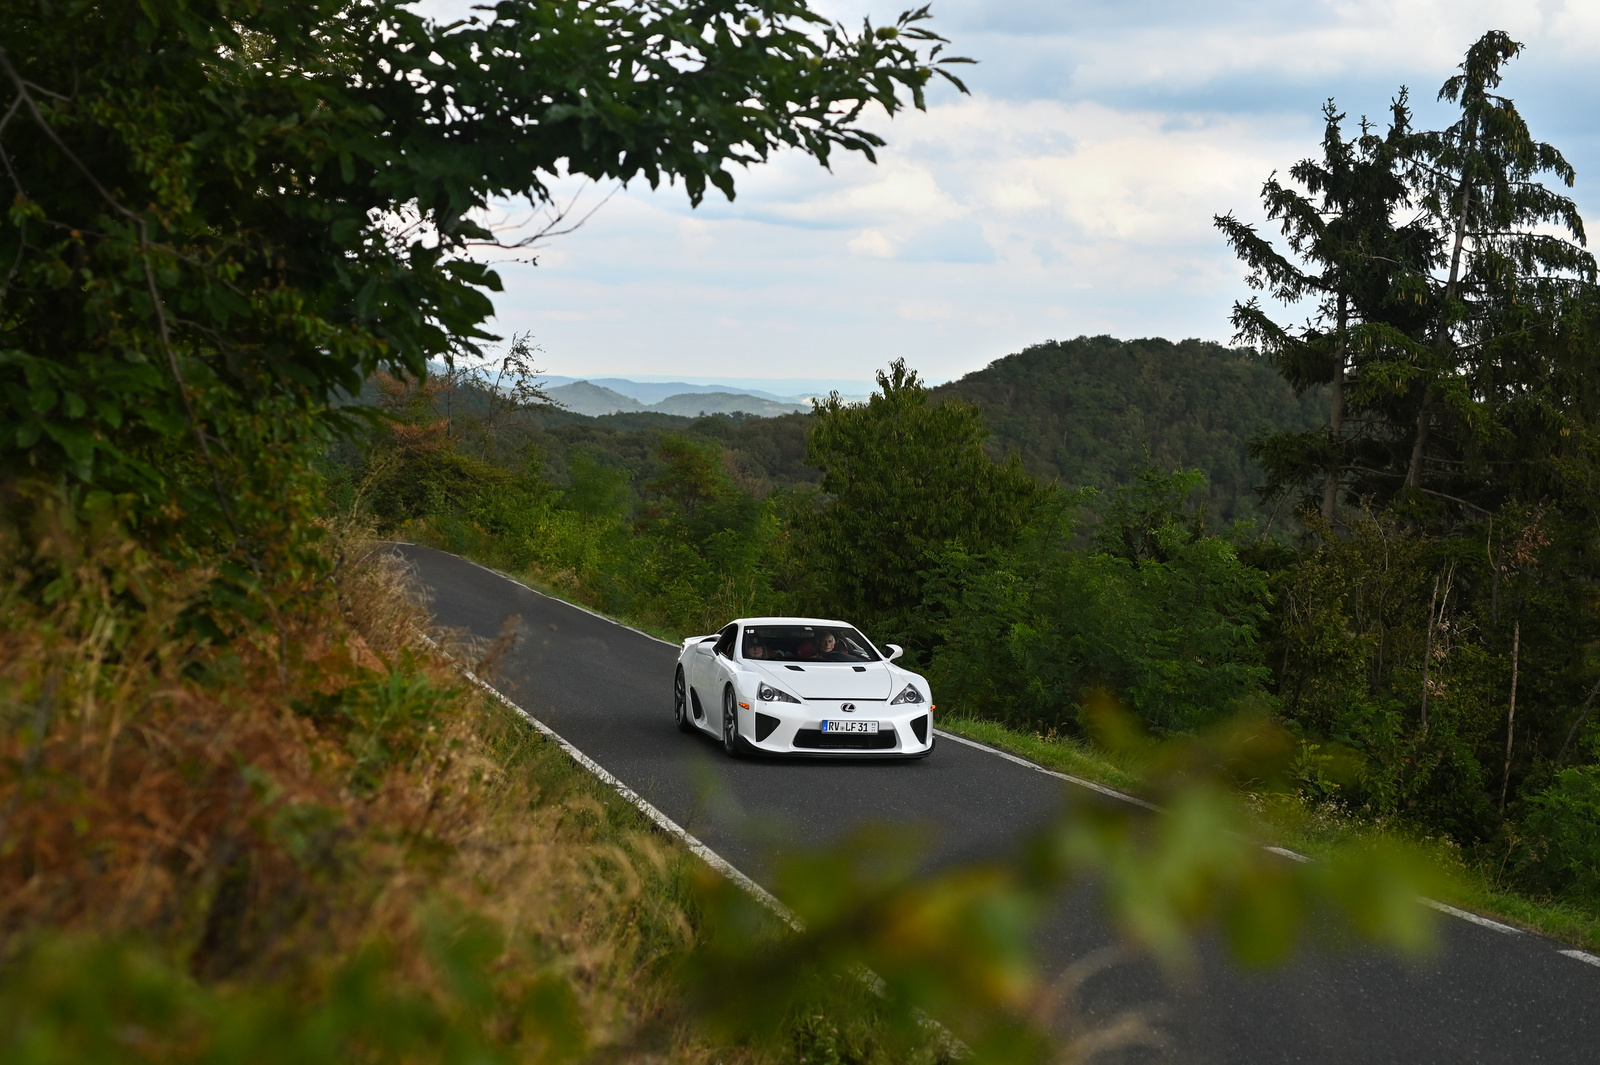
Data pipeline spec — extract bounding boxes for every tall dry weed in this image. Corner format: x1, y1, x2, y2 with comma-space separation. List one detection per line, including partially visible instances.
0, 496, 714, 1061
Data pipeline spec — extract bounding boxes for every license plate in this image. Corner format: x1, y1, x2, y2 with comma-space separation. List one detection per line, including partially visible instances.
821, 720, 879, 734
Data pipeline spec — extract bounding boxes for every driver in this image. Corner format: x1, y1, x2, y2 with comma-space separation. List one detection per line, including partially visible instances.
816, 632, 851, 660
744, 636, 768, 660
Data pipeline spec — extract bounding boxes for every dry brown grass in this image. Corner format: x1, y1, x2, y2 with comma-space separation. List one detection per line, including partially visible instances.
0, 500, 732, 1061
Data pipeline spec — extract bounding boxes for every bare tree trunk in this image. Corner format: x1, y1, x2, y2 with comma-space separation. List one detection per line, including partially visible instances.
1322, 294, 1347, 522
1405, 391, 1431, 488
1500, 619, 1520, 814
1410, 112, 1479, 491
1488, 517, 1500, 627
1420, 563, 1454, 733
1421, 572, 1439, 731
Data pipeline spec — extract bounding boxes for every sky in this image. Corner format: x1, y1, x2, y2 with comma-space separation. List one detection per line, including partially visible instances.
432, 0, 1600, 386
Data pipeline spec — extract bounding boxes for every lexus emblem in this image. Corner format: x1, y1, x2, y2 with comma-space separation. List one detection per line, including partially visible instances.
840, 702, 856, 713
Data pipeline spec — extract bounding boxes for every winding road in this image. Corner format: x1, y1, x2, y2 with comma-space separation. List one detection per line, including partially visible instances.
396, 543, 1600, 1063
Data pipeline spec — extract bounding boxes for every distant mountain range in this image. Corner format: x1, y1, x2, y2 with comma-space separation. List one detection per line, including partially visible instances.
544, 380, 813, 418
537, 375, 875, 406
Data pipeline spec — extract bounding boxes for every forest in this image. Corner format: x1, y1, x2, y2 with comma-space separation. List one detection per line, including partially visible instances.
331, 30, 1600, 918
1, 2, 1596, 1061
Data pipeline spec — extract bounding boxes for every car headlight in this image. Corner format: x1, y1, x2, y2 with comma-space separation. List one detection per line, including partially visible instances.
890, 683, 924, 705
757, 683, 801, 704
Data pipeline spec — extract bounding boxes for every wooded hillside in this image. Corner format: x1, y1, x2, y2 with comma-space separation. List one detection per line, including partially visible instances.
933, 336, 1327, 524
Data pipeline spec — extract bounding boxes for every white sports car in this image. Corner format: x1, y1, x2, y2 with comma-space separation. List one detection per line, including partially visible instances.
673, 617, 935, 758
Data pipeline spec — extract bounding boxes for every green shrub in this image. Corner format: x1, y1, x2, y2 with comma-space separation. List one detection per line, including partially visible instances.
1520, 765, 1600, 903
927, 470, 1269, 734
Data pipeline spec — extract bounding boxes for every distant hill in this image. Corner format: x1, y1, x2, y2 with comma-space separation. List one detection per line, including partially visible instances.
933, 336, 1327, 525
546, 381, 644, 416
538, 374, 874, 405
647, 391, 809, 418
548, 380, 808, 418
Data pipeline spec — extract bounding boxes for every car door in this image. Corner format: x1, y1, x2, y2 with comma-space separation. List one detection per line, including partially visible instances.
687, 633, 718, 712
707, 624, 738, 710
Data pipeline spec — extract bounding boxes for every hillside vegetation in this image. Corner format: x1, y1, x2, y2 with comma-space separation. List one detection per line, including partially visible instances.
933, 336, 1327, 524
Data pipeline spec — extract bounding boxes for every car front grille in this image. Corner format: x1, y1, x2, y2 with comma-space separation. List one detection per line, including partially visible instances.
792, 728, 897, 751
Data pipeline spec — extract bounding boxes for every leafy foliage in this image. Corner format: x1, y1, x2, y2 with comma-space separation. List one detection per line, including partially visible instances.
1218, 31, 1599, 522
926, 470, 1269, 734
0, 0, 964, 546
1520, 762, 1600, 904
1216, 32, 1600, 899
801, 358, 1043, 643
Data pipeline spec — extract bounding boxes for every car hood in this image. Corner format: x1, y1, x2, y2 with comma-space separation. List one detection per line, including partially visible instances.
750, 661, 896, 701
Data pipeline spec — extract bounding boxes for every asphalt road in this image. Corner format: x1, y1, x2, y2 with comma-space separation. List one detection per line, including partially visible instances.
394, 543, 1600, 1063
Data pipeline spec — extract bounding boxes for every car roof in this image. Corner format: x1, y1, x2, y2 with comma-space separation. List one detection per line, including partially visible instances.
735, 617, 856, 628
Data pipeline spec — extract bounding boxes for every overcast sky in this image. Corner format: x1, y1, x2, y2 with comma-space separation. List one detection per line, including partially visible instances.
448, 0, 1600, 385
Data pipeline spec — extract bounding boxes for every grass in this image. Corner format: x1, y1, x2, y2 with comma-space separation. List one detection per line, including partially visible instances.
935, 714, 1600, 953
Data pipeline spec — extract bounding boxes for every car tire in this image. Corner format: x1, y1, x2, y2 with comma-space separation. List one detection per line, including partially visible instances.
674, 666, 694, 734
721, 686, 742, 757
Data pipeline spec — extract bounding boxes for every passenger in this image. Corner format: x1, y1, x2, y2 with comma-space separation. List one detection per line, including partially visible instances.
745, 638, 768, 660
816, 632, 850, 660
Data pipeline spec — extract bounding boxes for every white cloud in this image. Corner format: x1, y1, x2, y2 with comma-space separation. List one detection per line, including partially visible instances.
460, 0, 1600, 382
848, 230, 896, 258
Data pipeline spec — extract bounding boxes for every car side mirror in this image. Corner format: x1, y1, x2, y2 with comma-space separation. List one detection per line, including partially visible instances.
886, 644, 903, 661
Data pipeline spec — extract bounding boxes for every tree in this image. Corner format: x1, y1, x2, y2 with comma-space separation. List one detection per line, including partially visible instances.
801, 358, 1041, 643
0, 0, 968, 551
1401, 31, 1596, 514
1218, 31, 1598, 525
1216, 97, 1432, 522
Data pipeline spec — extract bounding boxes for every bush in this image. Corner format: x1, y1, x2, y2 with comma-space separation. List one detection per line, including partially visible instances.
927, 470, 1270, 734
1519, 765, 1600, 903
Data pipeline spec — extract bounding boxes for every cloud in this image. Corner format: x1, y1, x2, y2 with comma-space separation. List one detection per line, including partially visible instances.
462, 0, 1600, 382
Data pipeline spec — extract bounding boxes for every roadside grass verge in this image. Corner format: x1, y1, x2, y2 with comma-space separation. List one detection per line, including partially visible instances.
935, 715, 1600, 953
0, 513, 953, 1065
935, 715, 1145, 795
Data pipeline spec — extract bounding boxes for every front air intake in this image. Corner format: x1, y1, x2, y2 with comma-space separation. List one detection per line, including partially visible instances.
911, 714, 929, 744
755, 713, 780, 742
793, 729, 896, 750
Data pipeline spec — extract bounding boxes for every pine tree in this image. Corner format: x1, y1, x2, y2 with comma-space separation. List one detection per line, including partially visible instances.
1216, 98, 1430, 521
1400, 31, 1595, 514
1220, 31, 1598, 524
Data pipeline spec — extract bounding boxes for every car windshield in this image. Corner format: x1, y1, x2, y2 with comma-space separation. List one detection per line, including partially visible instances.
741, 625, 880, 663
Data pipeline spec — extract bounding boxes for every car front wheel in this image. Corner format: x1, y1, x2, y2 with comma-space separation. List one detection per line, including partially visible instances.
674, 666, 694, 733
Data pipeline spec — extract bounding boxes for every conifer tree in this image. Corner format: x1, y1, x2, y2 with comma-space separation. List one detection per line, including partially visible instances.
1220, 31, 1597, 523
1400, 31, 1595, 512
1216, 99, 1429, 521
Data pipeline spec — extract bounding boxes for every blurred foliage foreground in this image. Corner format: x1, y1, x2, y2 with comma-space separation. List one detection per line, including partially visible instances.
0, 497, 1443, 1065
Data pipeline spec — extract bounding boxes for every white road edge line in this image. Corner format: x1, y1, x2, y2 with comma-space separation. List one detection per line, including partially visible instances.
933, 731, 1549, 940
403, 548, 1567, 961
1421, 900, 1522, 934
934, 729, 1162, 811
454, 552, 680, 649
420, 635, 800, 928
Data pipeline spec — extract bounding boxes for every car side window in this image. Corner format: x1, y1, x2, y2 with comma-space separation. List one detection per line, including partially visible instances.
714, 625, 737, 659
